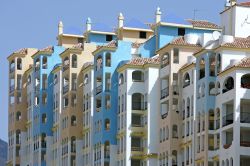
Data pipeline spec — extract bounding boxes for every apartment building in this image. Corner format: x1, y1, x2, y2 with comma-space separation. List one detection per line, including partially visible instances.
8, 1, 250, 166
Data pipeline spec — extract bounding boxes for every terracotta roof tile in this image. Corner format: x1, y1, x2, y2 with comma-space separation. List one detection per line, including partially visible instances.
94, 40, 117, 53
14, 48, 28, 55
126, 56, 160, 66
131, 42, 143, 48
170, 36, 201, 47
72, 43, 83, 49
238, 1, 250, 7
82, 62, 93, 70
186, 19, 221, 29
40, 46, 54, 52
180, 62, 195, 71
221, 37, 250, 49
235, 57, 250, 68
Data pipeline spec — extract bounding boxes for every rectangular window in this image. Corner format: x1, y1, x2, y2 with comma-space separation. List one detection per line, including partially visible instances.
106, 35, 113, 41
178, 28, 185, 36
78, 38, 83, 44
139, 31, 147, 39
173, 48, 179, 64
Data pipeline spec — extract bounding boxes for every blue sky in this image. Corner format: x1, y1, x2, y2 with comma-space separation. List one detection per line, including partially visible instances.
0, 0, 246, 142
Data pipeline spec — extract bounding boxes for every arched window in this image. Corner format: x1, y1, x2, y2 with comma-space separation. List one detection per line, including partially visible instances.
104, 141, 110, 159
10, 60, 15, 72
71, 116, 76, 126
172, 150, 177, 165
54, 74, 58, 84
16, 129, 21, 144
105, 52, 111, 67
217, 53, 221, 73
132, 70, 144, 82
161, 53, 169, 68
183, 73, 190, 88
187, 98, 190, 118
182, 100, 185, 120
96, 56, 102, 71
166, 126, 169, 140
119, 74, 124, 85
163, 127, 166, 141
199, 58, 205, 79
209, 109, 214, 130
132, 93, 144, 110
105, 119, 110, 131
84, 74, 89, 85
201, 83, 205, 97
209, 82, 216, 95
160, 128, 163, 142
230, 158, 233, 166
35, 58, 40, 71
226, 159, 229, 166
63, 57, 69, 71
42, 57, 47, 69
17, 58, 22, 70
72, 54, 77, 68
16, 111, 21, 121
209, 54, 215, 76
71, 136, 76, 152
216, 82, 220, 95
27, 75, 31, 84
41, 133, 46, 148
222, 160, 225, 166
216, 108, 220, 129
223, 77, 234, 93
172, 125, 178, 138
42, 113, 47, 123
241, 74, 250, 89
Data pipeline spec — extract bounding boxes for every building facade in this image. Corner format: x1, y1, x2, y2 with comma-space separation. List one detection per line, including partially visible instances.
7, 1, 250, 166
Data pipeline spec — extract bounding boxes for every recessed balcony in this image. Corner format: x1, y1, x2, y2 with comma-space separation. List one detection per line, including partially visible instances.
161, 87, 169, 99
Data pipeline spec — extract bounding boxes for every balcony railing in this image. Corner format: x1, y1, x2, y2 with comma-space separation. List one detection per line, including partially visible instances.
161, 87, 169, 99
131, 147, 143, 152
10, 66, 15, 73
240, 112, 250, 123
240, 141, 250, 147
63, 85, 69, 94
96, 85, 102, 95
222, 113, 233, 127
161, 112, 168, 119
132, 102, 147, 110
9, 85, 15, 93
131, 123, 143, 127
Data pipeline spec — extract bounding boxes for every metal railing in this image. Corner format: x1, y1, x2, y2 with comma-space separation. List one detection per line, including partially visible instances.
222, 113, 234, 127
132, 102, 147, 110
96, 85, 102, 95
240, 112, 250, 123
161, 87, 169, 99
63, 84, 69, 94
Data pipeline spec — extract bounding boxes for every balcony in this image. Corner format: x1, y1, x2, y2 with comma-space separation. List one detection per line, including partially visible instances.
96, 85, 102, 95
161, 112, 168, 119
63, 85, 69, 94
161, 87, 169, 99
63, 65, 69, 72
131, 147, 143, 152
241, 112, 250, 123
9, 85, 15, 93
223, 113, 233, 127
132, 102, 146, 111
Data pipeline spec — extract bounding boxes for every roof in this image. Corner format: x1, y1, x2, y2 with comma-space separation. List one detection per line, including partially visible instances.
93, 40, 117, 54
82, 62, 94, 71
40, 46, 54, 52
13, 48, 28, 55
219, 57, 250, 75
220, 37, 250, 49
238, 1, 250, 7
186, 19, 221, 29
126, 56, 160, 66
131, 42, 143, 48
180, 62, 196, 71
170, 36, 201, 47
72, 43, 83, 49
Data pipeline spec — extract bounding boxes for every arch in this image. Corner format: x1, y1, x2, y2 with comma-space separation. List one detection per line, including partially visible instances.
132, 70, 144, 82
35, 58, 40, 71
161, 52, 170, 68
53, 74, 58, 84
84, 74, 89, 85
105, 119, 110, 131
209, 53, 216, 76
209, 82, 216, 95
42, 56, 47, 69
71, 136, 76, 152
199, 58, 205, 79
17, 58, 22, 70
131, 93, 144, 110
104, 141, 110, 158
209, 109, 215, 130
119, 73, 124, 85
182, 99, 185, 120
183, 72, 190, 88
241, 74, 250, 89
163, 127, 166, 141
16, 111, 21, 121
71, 115, 76, 126
226, 159, 229, 166
223, 77, 234, 93
222, 160, 225, 166
96, 56, 102, 70
72, 54, 77, 68
166, 126, 169, 140
105, 52, 111, 67
216, 81, 220, 95
172, 150, 177, 165
201, 83, 205, 97
187, 97, 190, 118
230, 157, 233, 166
172, 125, 178, 138
16, 129, 21, 144
217, 53, 221, 73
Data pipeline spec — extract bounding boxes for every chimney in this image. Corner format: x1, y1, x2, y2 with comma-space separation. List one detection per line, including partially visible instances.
58, 21, 63, 35
118, 13, 124, 28
155, 7, 162, 23
86, 17, 92, 31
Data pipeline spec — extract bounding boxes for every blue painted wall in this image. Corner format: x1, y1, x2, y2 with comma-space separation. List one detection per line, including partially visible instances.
87, 33, 117, 45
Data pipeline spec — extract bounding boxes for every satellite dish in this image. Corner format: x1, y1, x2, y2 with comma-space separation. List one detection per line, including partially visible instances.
212, 31, 221, 40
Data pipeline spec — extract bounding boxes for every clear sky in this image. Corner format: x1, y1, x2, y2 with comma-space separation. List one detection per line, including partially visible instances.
0, 0, 246, 142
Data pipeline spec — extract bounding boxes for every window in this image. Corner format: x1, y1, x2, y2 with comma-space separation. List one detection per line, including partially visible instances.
63, 57, 69, 71
132, 93, 144, 110
183, 73, 190, 88
106, 35, 113, 41
72, 54, 77, 68
17, 58, 22, 70
209, 82, 215, 95
172, 125, 178, 138
132, 71, 144, 82
84, 74, 89, 85
178, 28, 185, 36
42, 93, 47, 104
105, 119, 110, 131
16, 112, 21, 121
105, 52, 111, 67
223, 77, 234, 93
78, 38, 83, 44
241, 74, 250, 89
119, 74, 124, 85
199, 58, 205, 79
54, 74, 58, 84
71, 116, 77, 126
105, 73, 111, 91
72, 73, 77, 91
173, 48, 179, 63
42, 57, 47, 69
42, 114, 47, 123
64, 97, 68, 108
35, 96, 39, 106
161, 53, 170, 68
139, 31, 147, 39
